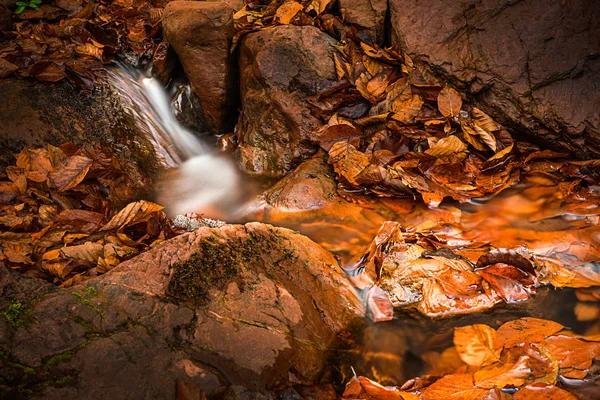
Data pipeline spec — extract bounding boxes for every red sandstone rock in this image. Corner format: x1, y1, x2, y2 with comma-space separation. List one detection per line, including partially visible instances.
163, 1, 236, 134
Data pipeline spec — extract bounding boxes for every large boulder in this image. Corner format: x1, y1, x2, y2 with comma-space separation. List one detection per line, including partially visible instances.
0, 223, 362, 399
163, 1, 237, 134
0, 76, 163, 205
236, 26, 338, 178
389, 0, 600, 156
339, 0, 387, 46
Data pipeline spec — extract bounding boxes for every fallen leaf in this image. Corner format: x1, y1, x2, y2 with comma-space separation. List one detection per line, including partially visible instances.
496, 318, 563, 349
454, 324, 501, 367
438, 86, 462, 118
49, 155, 93, 191
101, 200, 164, 232
422, 374, 489, 400
513, 383, 578, 399
275, 1, 304, 25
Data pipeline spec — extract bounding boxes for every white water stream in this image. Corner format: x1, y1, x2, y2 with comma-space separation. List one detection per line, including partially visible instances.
108, 67, 242, 218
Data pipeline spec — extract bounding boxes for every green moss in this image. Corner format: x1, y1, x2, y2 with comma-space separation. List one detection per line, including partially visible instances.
84, 286, 99, 297
72, 291, 101, 316
167, 236, 264, 304
2, 300, 29, 328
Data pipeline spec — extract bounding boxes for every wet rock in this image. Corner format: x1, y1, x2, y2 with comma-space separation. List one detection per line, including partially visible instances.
0, 75, 163, 205
236, 25, 338, 178
251, 156, 402, 265
389, 0, 600, 156
339, 0, 387, 46
0, 223, 362, 398
163, 1, 236, 134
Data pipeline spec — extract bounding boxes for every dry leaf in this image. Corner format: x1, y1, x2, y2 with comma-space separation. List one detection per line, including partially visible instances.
438, 86, 462, 118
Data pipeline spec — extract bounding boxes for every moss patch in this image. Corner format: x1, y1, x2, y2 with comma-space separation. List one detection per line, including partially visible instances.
166, 235, 266, 304
2, 300, 30, 329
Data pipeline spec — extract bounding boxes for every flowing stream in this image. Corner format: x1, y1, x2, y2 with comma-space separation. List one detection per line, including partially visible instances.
107, 66, 600, 383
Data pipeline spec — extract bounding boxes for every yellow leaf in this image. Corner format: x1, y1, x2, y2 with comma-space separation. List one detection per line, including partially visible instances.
275, 1, 303, 25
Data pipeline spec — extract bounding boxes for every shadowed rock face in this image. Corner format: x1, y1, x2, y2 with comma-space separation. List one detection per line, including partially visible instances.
163, 1, 237, 134
236, 25, 338, 178
339, 0, 387, 46
0, 77, 162, 206
0, 223, 362, 399
389, 0, 600, 156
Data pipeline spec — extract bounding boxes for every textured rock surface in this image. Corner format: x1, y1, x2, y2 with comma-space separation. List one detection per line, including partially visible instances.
0, 223, 362, 399
236, 26, 338, 178
0, 76, 162, 205
339, 0, 387, 45
163, 1, 236, 134
390, 0, 600, 156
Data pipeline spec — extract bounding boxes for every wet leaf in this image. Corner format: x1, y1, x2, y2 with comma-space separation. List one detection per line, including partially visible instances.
496, 318, 563, 349
454, 324, 501, 367
513, 383, 578, 399
422, 374, 489, 400
473, 355, 531, 389
477, 263, 535, 303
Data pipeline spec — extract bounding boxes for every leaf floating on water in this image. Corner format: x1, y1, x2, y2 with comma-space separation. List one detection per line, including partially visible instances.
421, 374, 489, 400
496, 318, 563, 349
454, 324, 501, 367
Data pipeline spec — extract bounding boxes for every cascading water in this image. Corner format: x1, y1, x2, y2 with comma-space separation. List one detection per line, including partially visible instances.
107, 67, 244, 218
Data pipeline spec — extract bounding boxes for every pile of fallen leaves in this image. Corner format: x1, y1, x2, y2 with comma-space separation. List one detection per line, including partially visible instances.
357, 218, 600, 320
235, 1, 600, 206
0, 0, 165, 93
0, 144, 187, 286
343, 317, 600, 400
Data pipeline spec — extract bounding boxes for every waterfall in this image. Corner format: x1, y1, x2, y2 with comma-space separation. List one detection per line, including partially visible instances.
107, 66, 242, 218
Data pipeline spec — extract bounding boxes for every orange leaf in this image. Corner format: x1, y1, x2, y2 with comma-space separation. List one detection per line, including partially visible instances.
454, 324, 501, 367
422, 374, 489, 400
496, 318, 563, 349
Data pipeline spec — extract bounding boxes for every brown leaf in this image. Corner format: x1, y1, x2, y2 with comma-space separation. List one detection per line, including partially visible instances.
59, 242, 104, 263
0, 58, 19, 78
49, 155, 93, 191
454, 324, 501, 367
477, 263, 535, 303
101, 200, 164, 232
328, 141, 371, 187
0, 182, 19, 205
16, 148, 53, 183
425, 136, 468, 158
316, 123, 363, 151
343, 376, 417, 399
422, 374, 489, 400
496, 318, 563, 349
438, 86, 462, 118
